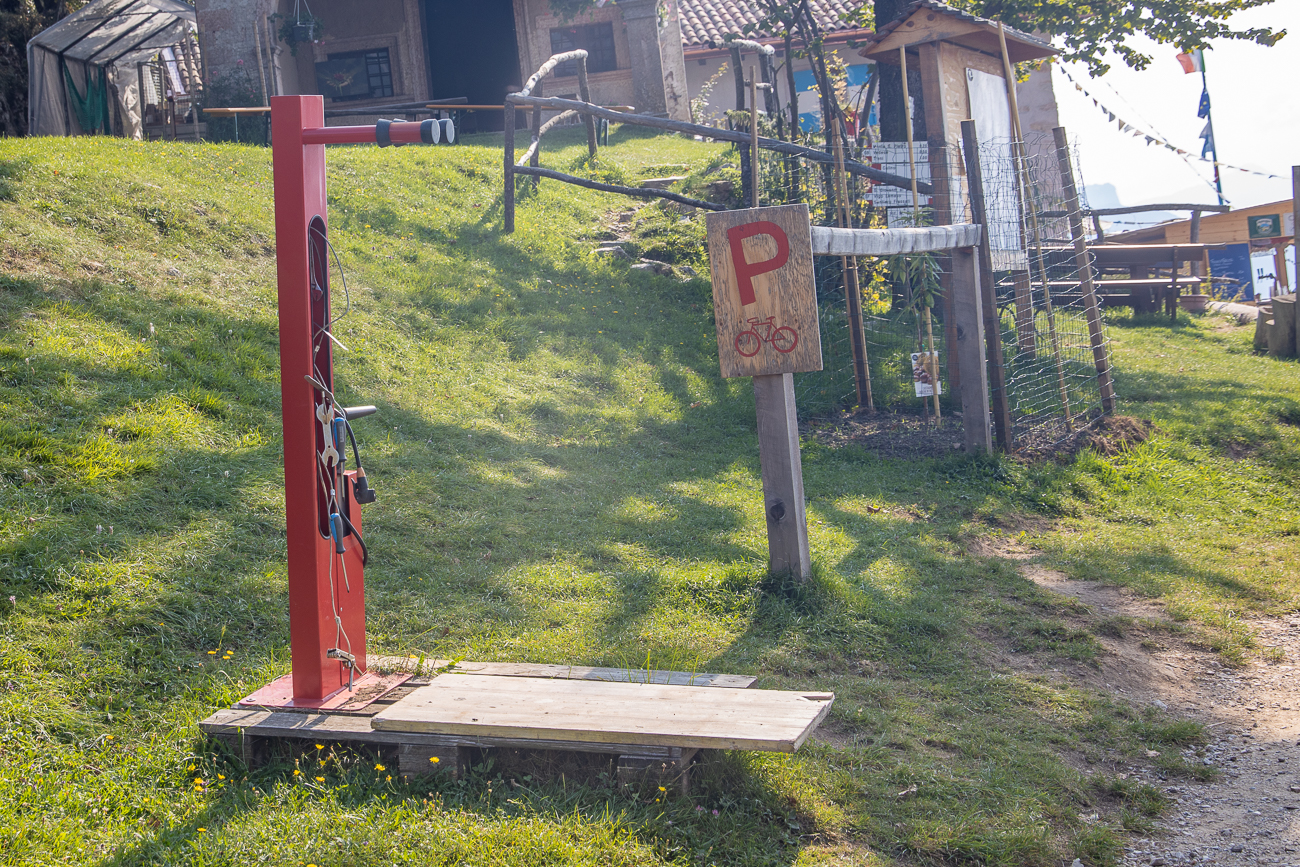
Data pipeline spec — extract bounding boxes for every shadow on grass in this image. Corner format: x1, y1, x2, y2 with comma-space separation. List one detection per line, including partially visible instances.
0, 242, 1137, 866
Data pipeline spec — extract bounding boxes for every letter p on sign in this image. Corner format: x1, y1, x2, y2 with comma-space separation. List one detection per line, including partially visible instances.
726, 221, 790, 306
706, 204, 822, 379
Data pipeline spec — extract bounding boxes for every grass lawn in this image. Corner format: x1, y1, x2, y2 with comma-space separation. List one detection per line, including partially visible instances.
0, 126, 1296, 866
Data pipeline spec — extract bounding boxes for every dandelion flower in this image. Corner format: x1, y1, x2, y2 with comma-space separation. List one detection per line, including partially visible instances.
293, 770, 301, 776
658, 786, 666, 792
375, 763, 386, 772
197, 827, 206, 833
217, 774, 225, 781
315, 744, 324, 750
429, 756, 439, 763
316, 776, 325, 782
105, 735, 114, 740
207, 650, 216, 655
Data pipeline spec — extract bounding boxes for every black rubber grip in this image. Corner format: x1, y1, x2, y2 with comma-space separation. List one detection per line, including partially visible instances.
376, 119, 407, 148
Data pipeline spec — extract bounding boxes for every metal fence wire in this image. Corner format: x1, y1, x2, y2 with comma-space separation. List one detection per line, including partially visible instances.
783, 131, 1110, 451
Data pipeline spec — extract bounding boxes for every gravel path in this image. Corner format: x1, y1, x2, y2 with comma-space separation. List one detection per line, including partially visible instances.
1020, 565, 1300, 866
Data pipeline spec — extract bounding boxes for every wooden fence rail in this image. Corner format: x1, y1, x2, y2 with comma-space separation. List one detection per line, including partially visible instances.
513, 166, 726, 212
501, 52, 934, 233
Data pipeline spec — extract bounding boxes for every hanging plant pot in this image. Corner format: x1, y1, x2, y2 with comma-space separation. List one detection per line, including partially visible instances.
292, 21, 316, 42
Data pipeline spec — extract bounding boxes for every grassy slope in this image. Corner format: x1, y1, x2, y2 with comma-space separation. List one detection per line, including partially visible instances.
0, 127, 1296, 867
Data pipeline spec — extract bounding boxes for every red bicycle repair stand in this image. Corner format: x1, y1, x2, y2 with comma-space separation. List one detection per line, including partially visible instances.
236, 96, 451, 711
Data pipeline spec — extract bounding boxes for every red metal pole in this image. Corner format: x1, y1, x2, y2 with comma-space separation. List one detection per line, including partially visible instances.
271, 95, 367, 702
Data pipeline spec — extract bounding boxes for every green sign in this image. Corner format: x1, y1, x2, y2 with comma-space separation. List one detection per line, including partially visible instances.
1248, 214, 1283, 239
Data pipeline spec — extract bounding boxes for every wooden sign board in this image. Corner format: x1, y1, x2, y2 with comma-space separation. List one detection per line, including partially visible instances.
706, 204, 822, 378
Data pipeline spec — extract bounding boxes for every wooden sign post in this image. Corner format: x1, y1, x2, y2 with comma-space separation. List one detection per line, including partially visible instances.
706, 204, 821, 581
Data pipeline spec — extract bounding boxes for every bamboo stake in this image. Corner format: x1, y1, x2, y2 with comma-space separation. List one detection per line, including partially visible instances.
900, 46, 939, 420
749, 68, 760, 208
998, 24, 1072, 431
833, 115, 873, 410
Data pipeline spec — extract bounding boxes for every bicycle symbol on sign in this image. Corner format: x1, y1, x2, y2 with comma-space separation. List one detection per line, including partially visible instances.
734, 316, 799, 357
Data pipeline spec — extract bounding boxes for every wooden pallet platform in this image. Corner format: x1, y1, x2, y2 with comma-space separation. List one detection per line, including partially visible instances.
197, 661, 815, 793
373, 674, 833, 752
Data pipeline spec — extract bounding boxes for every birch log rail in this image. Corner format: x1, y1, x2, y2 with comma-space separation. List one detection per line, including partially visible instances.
502, 50, 936, 232
509, 95, 932, 194
809, 224, 982, 256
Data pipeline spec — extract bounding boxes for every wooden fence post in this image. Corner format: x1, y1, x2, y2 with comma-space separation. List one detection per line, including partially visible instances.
1052, 126, 1116, 415
1293, 167, 1300, 291
753, 374, 812, 582
576, 56, 597, 158
504, 94, 516, 233
530, 81, 543, 190
951, 245, 992, 453
961, 119, 1012, 451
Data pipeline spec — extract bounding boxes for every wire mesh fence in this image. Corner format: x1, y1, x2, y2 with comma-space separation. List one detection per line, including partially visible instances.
980, 134, 1109, 449
766, 130, 1110, 452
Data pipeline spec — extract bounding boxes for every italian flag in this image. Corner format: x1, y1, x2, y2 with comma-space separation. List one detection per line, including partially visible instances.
1176, 49, 1204, 74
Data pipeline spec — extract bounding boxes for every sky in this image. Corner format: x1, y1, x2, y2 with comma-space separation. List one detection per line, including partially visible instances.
1051, 2, 1297, 215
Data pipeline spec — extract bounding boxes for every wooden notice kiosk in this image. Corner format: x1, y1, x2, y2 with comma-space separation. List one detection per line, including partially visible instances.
859, 0, 1057, 395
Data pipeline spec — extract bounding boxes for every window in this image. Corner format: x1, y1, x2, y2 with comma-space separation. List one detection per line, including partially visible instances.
315, 48, 394, 101
549, 23, 617, 76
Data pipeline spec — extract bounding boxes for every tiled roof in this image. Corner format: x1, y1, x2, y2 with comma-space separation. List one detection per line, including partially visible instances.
678, 0, 866, 48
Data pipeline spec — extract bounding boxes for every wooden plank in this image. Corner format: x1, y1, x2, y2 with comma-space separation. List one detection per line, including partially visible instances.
1089, 244, 1221, 267
706, 205, 822, 379
809, 225, 981, 257
400, 660, 757, 689
372, 675, 834, 753
199, 707, 686, 757
950, 246, 991, 454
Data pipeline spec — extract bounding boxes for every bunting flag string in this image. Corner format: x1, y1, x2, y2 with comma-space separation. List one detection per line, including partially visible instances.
1059, 67, 1283, 181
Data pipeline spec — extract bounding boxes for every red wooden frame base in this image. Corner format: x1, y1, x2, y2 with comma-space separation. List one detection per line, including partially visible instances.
238, 671, 412, 712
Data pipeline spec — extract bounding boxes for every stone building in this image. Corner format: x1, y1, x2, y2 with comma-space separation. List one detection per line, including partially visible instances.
194, 0, 691, 127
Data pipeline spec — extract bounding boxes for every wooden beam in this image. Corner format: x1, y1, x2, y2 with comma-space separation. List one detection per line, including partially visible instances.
951, 246, 992, 454
809, 224, 981, 256
961, 119, 1012, 452
753, 373, 812, 582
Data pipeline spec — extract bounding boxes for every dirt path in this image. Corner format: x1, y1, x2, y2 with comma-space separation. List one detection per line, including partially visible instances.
985, 541, 1300, 865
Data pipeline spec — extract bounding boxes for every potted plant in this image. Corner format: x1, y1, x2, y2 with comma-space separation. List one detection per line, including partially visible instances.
270, 10, 325, 56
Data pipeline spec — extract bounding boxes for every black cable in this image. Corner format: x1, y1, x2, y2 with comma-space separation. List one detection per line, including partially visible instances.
345, 419, 363, 470
339, 505, 368, 567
